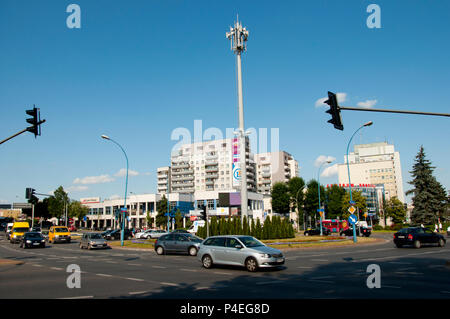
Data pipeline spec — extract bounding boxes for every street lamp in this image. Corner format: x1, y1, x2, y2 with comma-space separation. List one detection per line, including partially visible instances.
345, 121, 373, 243
101, 134, 129, 247
318, 160, 333, 235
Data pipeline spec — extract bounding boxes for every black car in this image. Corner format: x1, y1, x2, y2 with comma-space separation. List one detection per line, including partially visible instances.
340, 226, 371, 237
105, 229, 133, 240
171, 229, 190, 234
304, 227, 331, 236
101, 229, 114, 239
394, 227, 446, 248
19, 232, 46, 248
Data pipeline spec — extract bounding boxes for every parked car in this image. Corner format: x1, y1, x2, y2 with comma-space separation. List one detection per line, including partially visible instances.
304, 227, 331, 236
340, 225, 371, 237
197, 235, 285, 272
105, 229, 133, 240
48, 226, 71, 243
155, 233, 203, 256
394, 227, 446, 248
19, 232, 46, 248
142, 229, 168, 239
135, 229, 153, 239
101, 229, 114, 239
80, 233, 108, 250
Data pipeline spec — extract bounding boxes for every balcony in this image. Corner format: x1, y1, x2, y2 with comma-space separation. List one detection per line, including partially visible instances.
205, 173, 218, 179
205, 167, 218, 173
172, 169, 194, 175
172, 175, 194, 182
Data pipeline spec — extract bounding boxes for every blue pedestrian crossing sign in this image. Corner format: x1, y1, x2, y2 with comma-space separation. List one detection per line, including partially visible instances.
348, 214, 358, 225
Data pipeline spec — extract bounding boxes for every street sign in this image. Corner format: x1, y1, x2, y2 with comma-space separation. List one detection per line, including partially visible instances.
349, 201, 356, 205
348, 214, 357, 225
348, 206, 356, 214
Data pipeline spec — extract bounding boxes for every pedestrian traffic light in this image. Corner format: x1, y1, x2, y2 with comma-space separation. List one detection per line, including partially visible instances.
199, 204, 207, 221
324, 91, 344, 130
25, 105, 42, 138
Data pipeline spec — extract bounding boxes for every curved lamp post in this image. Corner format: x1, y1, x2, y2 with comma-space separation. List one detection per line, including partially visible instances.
101, 134, 129, 247
318, 160, 333, 235
345, 121, 373, 243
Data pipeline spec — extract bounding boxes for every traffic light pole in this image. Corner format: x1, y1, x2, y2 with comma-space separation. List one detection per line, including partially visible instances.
339, 106, 450, 117
0, 120, 46, 145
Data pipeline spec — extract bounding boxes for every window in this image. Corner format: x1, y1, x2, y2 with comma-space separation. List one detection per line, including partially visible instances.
226, 237, 240, 248
205, 237, 226, 247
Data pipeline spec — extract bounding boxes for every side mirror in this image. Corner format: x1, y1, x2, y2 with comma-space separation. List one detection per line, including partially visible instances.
235, 244, 243, 249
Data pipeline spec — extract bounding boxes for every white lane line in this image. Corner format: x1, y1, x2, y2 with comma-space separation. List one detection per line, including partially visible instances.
311, 259, 329, 262
124, 277, 145, 282
180, 268, 199, 272
129, 291, 150, 295
50, 267, 64, 271
194, 286, 210, 291
127, 263, 142, 266
31, 264, 43, 267
160, 282, 179, 287
151, 265, 166, 269
213, 271, 233, 275
96, 274, 113, 277
297, 266, 313, 269
59, 296, 94, 299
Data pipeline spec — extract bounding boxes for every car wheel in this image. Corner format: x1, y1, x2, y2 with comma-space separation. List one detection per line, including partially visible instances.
245, 257, 258, 272
413, 240, 421, 249
438, 239, 445, 247
202, 255, 213, 269
156, 246, 165, 255
188, 246, 198, 256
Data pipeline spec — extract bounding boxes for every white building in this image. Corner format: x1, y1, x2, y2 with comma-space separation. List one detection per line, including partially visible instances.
337, 142, 405, 203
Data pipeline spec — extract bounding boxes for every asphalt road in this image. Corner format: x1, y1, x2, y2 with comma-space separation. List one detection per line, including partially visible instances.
1, 232, 449, 299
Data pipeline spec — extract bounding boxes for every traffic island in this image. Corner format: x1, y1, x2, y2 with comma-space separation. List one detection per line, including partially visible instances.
0, 259, 25, 266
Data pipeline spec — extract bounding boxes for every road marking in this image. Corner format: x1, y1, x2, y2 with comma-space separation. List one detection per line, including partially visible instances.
105, 261, 118, 264
50, 267, 64, 271
297, 266, 313, 269
151, 265, 166, 269
383, 285, 401, 289
31, 264, 43, 267
194, 286, 210, 290
311, 259, 328, 262
59, 296, 94, 299
180, 268, 199, 272
96, 273, 113, 277
124, 277, 145, 282
127, 263, 142, 266
129, 291, 150, 295
160, 282, 179, 287
213, 271, 233, 275
394, 272, 424, 275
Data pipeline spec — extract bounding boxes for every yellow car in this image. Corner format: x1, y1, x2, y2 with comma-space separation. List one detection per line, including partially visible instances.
48, 226, 71, 243
10, 222, 30, 244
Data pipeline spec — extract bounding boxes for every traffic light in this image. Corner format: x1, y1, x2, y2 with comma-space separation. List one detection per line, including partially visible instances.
25, 188, 35, 200
324, 91, 344, 130
199, 204, 207, 221
25, 105, 42, 138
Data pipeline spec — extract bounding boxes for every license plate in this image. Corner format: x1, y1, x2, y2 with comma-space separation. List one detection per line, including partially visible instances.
398, 236, 405, 239
277, 258, 284, 263
33, 243, 40, 245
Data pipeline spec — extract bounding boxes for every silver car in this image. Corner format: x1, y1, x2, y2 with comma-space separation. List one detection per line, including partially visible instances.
154, 233, 203, 256
197, 235, 285, 272
80, 232, 108, 250
143, 229, 168, 239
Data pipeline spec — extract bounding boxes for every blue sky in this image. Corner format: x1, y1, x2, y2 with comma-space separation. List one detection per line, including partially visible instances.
1, 0, 449, 204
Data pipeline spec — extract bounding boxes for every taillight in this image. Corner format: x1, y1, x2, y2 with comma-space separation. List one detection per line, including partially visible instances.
408, 234, 413, 240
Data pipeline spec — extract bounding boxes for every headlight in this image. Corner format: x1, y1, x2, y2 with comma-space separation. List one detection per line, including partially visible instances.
41, 240, 45, 243
259, 253, 271, 258
13, 234, 17, 238
55, 235, 60, 237
26, 240, 32, 243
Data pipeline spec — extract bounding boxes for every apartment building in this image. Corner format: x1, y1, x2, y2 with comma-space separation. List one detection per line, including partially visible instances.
156, 166, 171, 194
255, 151, 299, 195
158, 137, 257, 194
337, 142, 405, 203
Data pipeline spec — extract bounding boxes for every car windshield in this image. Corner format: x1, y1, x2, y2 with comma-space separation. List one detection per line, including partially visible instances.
55, 227, 69, 232
238, 236, 264, 247
186, 234, 202, 242
25, 233, 42, 238
13, 228, 29, 233
398, 228, 414, 233
90, 234, 103, 239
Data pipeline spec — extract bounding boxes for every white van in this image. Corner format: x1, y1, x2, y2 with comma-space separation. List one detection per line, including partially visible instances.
6, 223, 14, 240
188, 220, 205, 234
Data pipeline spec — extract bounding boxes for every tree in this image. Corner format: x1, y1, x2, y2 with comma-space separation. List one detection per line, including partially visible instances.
304, 180, 325, 226
68, 201, 88, 220
47, 186, 69, 218
325, 185, 346, 219
155, 195, 168, 228
384, 196, 406, 225
288, 177, 306, 229
271, 182, 291, 215
407, 146, 448, 225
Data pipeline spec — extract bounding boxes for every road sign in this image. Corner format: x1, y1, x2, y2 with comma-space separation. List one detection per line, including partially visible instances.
348, 206, 356, 214
348, 214, 358, 225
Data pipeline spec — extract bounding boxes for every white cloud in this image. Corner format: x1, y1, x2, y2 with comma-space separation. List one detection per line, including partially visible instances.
67, 185, 89, 192
321, 163, 339, 178
314, 155, 336, 167
315, 92, 347, 107
114, 168, 139, 177
357, 99, 377, 108
73, 174, 115, 185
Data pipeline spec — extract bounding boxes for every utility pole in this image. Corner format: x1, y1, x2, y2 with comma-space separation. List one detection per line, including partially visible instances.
227, 16, 249, 224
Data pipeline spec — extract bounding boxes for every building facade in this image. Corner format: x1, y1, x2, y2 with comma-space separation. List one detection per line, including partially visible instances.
337, 142, 405, 203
